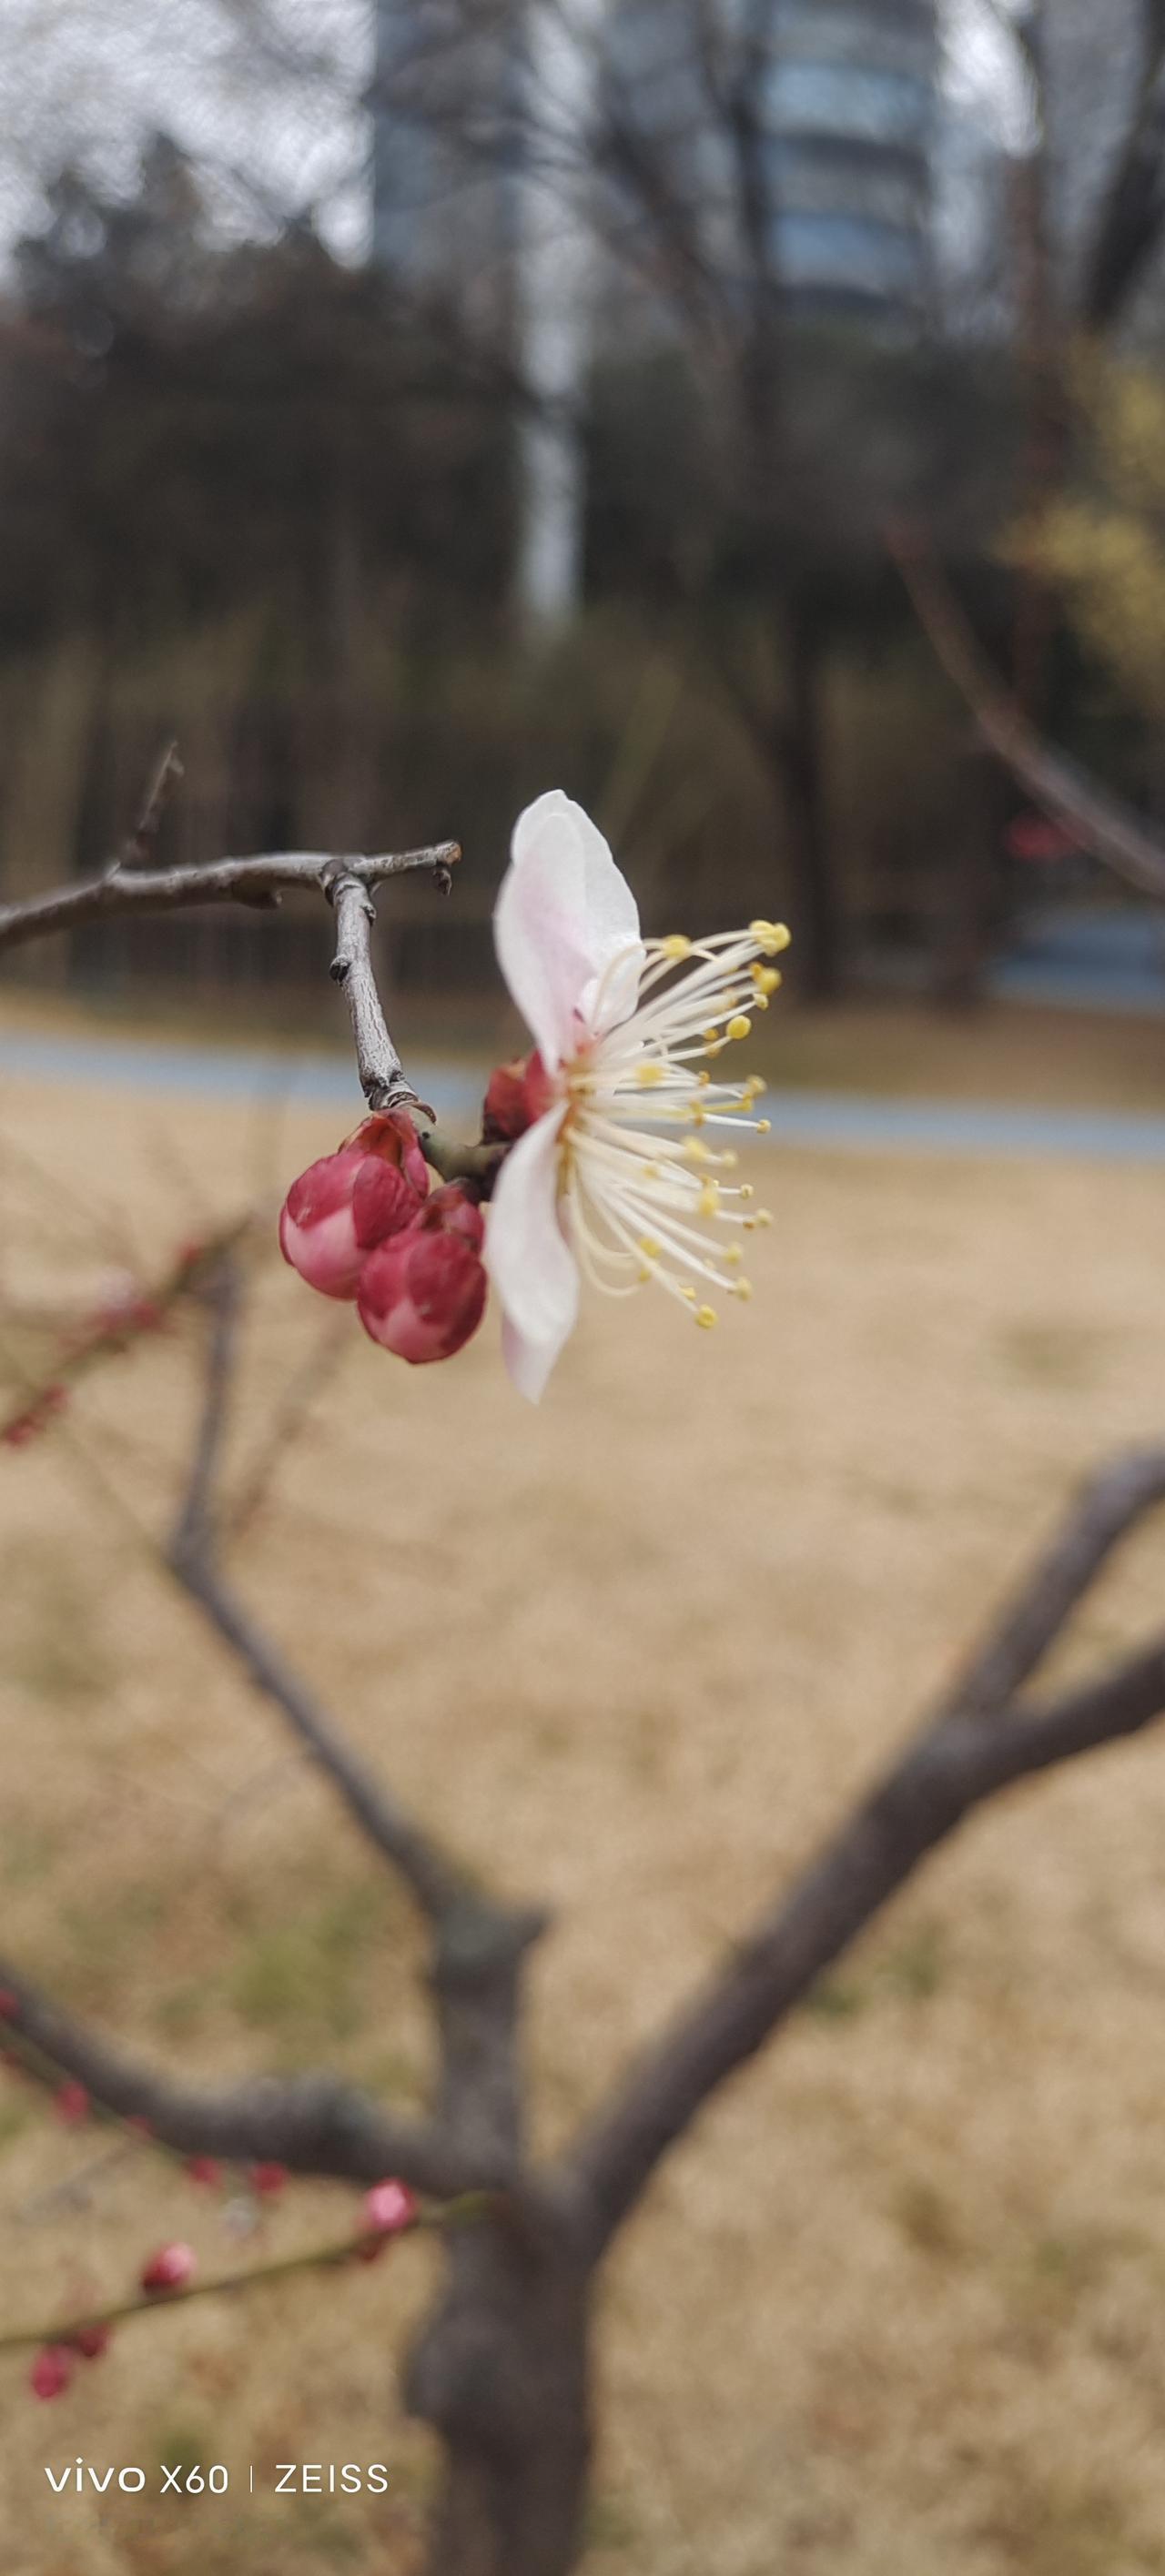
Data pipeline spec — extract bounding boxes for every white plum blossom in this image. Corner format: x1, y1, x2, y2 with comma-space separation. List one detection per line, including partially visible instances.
486, 791, 784, 1401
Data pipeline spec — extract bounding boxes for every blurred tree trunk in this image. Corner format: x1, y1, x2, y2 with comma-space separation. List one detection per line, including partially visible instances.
409, 2214, 592, 2576
933, 741, 1009, 1010
773, 588, 841, 1004
0, 637, 101, 984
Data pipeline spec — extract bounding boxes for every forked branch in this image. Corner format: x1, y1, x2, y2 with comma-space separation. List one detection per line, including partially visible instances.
565, 1450, 1165, 2256
0, 1960, 481, 2194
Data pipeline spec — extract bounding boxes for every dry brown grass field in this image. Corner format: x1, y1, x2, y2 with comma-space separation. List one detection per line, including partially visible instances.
2, 1015, 1165, 2576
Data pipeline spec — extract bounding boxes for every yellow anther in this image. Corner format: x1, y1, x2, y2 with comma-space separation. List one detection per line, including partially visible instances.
755, 1209, 774, 1228
754, 993, 769, 1011
722, 1151, 739, 1169
755, 1118, 772, 1135
732, 1278, 754, 1301
696, 1070, 711, 1088
739, 1182, 755, 1200
682, 1138, 712, 1165
743, 1217, 756, 1232
698, 1183, 720, 1217
660, 934, 693, 961
748, 1077, 767, 1098
635, 1061, 666, 1088
636, 1264, 653, 1284
681, 1285, 697, 1302
749, 920, 792, 956
726, 1015, 752, 1042
724, 1244, 743, 1267
695, 1305, 718, 1330
751, 964, 782, 995
638, 1236, 662, 1259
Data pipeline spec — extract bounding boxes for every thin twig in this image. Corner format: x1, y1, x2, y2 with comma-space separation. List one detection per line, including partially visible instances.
0, 2199, 489, 2362
122, 740, 185, 869
0, 844, 460, 954
329, 874, 434, 1120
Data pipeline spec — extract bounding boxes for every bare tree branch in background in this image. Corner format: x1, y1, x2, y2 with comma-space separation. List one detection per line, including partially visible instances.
565, 1449, 1165, 2256
894, 530, 1165, 902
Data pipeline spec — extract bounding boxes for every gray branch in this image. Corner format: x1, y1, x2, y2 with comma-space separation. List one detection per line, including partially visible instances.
0, 843, 460, 955
329, 873, 433, 1120
168, 1257, 471, 1925
564, 1453, 1165, 2258
168, 1255, 545, 2198
0, 1963, 488, 2197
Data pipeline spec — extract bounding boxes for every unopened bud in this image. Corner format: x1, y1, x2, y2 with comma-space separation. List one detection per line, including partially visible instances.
358, 1187, 487, 1366
249, 2162, 287, 2198
363, 2178, 419, 2239
31, 2345, 74, 2400
140, 2241, 197, 2295
279, 1147, 423, 1301
481, 1050, 554, 1144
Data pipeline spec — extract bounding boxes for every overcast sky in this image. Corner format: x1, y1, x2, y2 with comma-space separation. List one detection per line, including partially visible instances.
0, 0, 1029, 268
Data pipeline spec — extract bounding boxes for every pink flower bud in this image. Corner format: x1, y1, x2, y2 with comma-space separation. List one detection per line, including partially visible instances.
348, 1112, 431, 1200
31, 2345, 75, 2400
54, 2082, 89, 2126
140, 2241, 197, 2294
70, 2322, 111, 2361
482, 1050, 554, 1144
186, 2156, 222, 2188
363, 2178, 419, 2238
249, 2162, 287, 2197
358, 1187, 487, 1366
279, 1147, 422, 1301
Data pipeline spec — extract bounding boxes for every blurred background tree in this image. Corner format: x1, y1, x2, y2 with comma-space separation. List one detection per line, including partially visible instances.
4, 1, 1165, 1005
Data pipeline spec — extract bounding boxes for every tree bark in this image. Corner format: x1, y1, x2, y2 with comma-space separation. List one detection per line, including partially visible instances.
408, 2208, 592, 2576
774, 591, 842, 1003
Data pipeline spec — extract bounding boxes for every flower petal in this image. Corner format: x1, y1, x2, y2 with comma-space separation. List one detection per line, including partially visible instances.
485, 1104, 579, 1401
495, 791, 643, 1065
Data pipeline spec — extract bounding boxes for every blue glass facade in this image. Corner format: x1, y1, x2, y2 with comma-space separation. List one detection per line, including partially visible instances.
765, 1, 937, 320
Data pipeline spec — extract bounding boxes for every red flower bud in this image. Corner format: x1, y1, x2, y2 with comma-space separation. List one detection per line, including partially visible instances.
363, 2178, 419, 2239
54, 2082, 89, 2126
250, 2162, 287, 2197
482, 1050, 554, 1144
279, 1147, 423, 1301
31, 2345, 75, 2400
348, 1112, 431, 1199
70, 2322, 112, 2361
358, 1187, 487, 1367
186, 2156, 222, 2188
140, 2241, 197, 2294
0, 1990, 18, 2019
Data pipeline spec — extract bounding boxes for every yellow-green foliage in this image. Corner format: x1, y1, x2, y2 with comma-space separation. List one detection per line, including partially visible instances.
1014, 354, 1165, 713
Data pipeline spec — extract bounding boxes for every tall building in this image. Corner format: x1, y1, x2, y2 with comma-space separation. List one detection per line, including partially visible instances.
368, 1, 943, 620
763, 0, 938, 322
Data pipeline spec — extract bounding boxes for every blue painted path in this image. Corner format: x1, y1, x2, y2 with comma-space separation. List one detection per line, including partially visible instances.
4, 1030, 1165, 1166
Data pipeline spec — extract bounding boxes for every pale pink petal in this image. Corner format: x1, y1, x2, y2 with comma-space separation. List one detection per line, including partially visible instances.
485, 1104, 578, 1401
495, 792, 643, 1066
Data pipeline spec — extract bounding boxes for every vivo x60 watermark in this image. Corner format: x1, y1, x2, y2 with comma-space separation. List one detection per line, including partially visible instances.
45, 2459, 391, 2496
